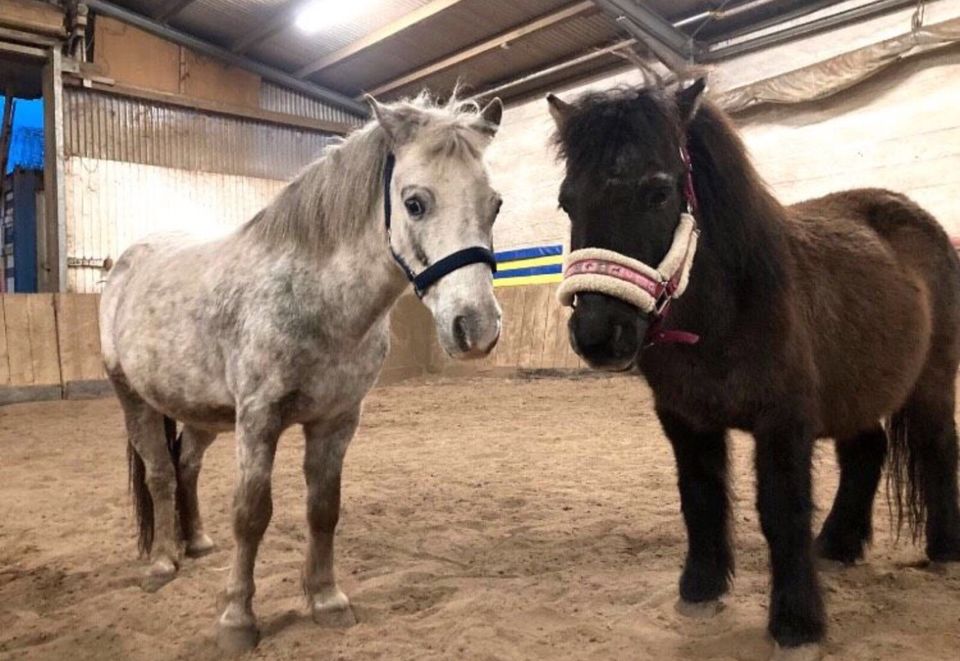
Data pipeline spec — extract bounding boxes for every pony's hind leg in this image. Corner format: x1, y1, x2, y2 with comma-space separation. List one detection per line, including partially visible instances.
113, 376, 182, 591
177, 426, 218, 558
816, 425, 887, 564
894, 379, 960, 562
657, 410, 734, 608
216, 404, 282, 653
302, 412, 360, 627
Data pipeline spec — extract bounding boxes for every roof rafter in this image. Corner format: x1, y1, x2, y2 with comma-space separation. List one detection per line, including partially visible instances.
230, 0, 304, 55
364, 0, 597, 98
152, 0, 199, 23
294, 0, 468, 79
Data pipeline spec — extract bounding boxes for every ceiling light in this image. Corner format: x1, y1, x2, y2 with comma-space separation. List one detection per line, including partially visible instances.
295, 0, 373, 34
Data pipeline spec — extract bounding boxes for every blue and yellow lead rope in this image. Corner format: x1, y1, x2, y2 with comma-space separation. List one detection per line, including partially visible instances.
493, 245, 564, 287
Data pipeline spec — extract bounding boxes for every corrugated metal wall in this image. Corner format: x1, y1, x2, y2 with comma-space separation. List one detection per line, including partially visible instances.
65, 88, 338, 178
259, 82, 363, 127
63, 87, 340, 292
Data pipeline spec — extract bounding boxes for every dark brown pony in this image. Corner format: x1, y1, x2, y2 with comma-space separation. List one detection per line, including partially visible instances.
547, 80, 960, 652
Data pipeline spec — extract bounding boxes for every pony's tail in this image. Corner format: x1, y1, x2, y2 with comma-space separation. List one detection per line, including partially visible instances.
128, 416, 181, 556
885, 410, 925, 542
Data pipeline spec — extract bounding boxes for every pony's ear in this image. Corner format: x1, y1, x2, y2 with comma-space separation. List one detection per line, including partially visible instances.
475, 97, 503, 138
365, 94, 418, 143
546, 93, 573, 130
676, 77, 707, 125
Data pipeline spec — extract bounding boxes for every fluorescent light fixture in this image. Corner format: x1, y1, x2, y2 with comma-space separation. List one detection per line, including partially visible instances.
295, 0, 374, 34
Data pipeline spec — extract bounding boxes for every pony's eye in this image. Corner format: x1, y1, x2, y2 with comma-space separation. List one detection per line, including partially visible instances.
645, 187, 670, 209
404, 196, 426, 218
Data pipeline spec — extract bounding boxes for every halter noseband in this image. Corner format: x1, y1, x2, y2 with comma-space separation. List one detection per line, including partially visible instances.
383, 153, 497, 299
557, 145, 701, 347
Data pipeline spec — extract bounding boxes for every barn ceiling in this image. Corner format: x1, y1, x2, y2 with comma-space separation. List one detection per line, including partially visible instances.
90, 1, 920, 107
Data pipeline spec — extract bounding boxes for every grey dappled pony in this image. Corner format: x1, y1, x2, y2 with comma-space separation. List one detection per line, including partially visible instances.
99, 93, 505, 652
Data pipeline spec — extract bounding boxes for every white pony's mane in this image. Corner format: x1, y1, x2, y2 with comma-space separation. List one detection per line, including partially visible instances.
244, 92, 493, 251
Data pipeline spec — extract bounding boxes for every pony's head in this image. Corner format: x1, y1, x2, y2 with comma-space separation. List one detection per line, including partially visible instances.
548, 80, 706, 370
368, 93, 504, 358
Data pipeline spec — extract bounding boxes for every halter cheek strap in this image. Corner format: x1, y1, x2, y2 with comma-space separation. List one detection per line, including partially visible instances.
556, 145, 701, 348
383, 153, 497, 298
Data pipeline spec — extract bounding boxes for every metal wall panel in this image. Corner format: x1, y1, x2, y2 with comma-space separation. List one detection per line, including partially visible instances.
64, 156, 287, 293
259, 82, 363, 127
64, 88, 337, 179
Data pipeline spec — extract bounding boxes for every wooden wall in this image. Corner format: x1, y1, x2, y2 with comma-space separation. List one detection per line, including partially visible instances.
0, 294, 106, 404
93, 16, 261, 109
0, 286, 582, 404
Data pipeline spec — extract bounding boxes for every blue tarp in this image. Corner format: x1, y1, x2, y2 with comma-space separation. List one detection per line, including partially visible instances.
1, 98, 44, 174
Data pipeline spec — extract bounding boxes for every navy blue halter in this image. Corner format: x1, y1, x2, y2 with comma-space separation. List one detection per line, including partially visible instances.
383, 153, 497, 299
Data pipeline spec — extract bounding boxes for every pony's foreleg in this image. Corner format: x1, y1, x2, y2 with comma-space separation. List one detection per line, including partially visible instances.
658, 409, 733, 609
754, 420, 825, 649
216, 406, 281, 653
301, 411, 360, 627
177, 426, 218, 557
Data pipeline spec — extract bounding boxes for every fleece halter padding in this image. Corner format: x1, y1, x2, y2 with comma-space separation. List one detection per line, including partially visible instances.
557, 212, 699, 314
383, 153, 497, 298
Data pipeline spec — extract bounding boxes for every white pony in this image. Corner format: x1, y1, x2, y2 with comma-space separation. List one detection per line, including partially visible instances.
99, 93, 504, 651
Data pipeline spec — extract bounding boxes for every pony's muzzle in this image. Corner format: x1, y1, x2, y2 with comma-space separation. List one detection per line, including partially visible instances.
449, 306, 501, 358
569, 293, 644, 371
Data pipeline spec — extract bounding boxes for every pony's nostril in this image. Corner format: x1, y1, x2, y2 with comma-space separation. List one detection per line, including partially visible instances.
612, 324, 624, 345
453, 315, 471, 352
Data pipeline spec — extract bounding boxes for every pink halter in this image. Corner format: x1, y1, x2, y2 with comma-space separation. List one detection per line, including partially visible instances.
557, 146, 701, 347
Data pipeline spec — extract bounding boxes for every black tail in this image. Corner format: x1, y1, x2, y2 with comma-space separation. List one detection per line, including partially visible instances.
886, 410, 925, 542
128, 416, 182, 556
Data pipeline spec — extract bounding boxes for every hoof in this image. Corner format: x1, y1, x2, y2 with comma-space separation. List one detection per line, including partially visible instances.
771, 643, 822, 661
675, 599, 725, 619
141, 557, 177, 593
311, 588, 357, 628
186, 533, 216, 558
216, 622, 260, 654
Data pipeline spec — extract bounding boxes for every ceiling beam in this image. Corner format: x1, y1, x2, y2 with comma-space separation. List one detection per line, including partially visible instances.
230, 0, 303, 55
471, 38, 636, 101
86, 0, 367, 116
365, 0, 596, 98
591, 0, 698, 60
294, 0, 468, 78
152, 0, 199, 23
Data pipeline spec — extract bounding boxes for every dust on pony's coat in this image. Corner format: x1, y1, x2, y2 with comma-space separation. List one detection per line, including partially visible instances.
100, 227, 397, 432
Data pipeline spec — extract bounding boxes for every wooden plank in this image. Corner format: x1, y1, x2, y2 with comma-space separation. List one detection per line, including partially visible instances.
181, 49, 261, 110
0, 384, 62, 405
55, 294, 79, 384
295, 0, 468, 78
492, 287, 521, 368
54, 294, 102, 383
80, 295, 105, 380
3, 295, 34, 386
0, 0, 66, 37
539, 285, 562, 369
94, 16, 181, 94
0, 297, 9, 386
27, 294, 61, 386
366, 1, 596, 97
517, 286, 551, 369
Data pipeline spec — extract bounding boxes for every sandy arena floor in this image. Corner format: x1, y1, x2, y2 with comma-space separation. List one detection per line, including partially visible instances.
1, 374, 958, 661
